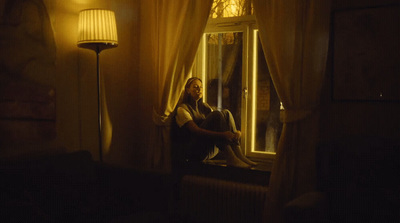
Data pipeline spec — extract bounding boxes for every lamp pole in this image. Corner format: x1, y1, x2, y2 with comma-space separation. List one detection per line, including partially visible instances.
96, 46, 103, 162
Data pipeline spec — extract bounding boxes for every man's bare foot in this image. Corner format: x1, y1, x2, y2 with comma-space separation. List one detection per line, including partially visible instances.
232, 145, 258, 167
226, 156, 251, 168
222, 145, 251, 168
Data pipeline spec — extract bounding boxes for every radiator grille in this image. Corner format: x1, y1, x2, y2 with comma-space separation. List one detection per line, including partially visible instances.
179, 175, 268, 223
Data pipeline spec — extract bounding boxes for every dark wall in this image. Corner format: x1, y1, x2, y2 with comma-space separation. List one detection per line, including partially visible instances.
315, 2, 399, 221
320, 0, 400, 142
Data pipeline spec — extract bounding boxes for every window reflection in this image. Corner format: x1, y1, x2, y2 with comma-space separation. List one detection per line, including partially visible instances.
205, 32, 243, 129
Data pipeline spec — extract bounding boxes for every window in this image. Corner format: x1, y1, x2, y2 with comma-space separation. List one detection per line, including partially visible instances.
209, 0, 253, 18
193, 0, 282, 163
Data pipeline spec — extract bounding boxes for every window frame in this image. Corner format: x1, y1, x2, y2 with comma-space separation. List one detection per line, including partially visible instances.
193, 15, 276, 162
248, 28, 277, 161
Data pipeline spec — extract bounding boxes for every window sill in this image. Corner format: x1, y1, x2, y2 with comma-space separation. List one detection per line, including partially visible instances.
183, 159, 271, 186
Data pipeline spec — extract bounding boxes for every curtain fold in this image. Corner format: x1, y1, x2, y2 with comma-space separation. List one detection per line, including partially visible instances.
145, 0, 213, 172
253, 0, 331, 222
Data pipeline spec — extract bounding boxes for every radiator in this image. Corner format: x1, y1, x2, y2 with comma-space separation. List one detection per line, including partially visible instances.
179, 175, 268, 223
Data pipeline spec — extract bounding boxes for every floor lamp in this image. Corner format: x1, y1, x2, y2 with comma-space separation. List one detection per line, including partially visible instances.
77, 9, 118, 162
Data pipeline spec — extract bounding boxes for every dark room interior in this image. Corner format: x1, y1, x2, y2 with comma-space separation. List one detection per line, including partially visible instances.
1, 0, 399, 222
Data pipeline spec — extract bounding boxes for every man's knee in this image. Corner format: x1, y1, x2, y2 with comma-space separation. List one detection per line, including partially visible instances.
220, 109, 233, 118
208, 110, 224, 121
203, 110, 231, 131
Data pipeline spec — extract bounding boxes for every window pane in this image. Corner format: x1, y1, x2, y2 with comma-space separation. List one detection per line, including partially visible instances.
210, 0, 253, 18
205, 32, 243, 129
254, 34, 282, 153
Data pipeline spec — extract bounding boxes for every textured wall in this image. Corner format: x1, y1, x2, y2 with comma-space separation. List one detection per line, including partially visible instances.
0, 0, 56, 145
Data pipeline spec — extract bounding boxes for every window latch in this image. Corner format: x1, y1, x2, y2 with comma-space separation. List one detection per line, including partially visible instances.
242, 88, 248, 99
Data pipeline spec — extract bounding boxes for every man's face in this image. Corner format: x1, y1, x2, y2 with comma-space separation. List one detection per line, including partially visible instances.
187, 79, 203, 101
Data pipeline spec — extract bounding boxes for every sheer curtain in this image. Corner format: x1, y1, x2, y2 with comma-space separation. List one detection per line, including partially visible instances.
141, 0, 212, 172
253, 1, 331, 222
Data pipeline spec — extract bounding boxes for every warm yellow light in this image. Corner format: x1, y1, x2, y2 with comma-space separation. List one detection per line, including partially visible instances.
77, 9, 118, 50
251, 29, 257, 152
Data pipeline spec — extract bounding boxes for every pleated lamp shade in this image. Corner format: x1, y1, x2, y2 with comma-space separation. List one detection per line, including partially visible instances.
78, 9, 118, 51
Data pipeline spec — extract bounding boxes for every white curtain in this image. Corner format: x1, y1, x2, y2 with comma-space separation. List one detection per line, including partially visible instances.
253, 1, 331, 222
140, 0, 212, 172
